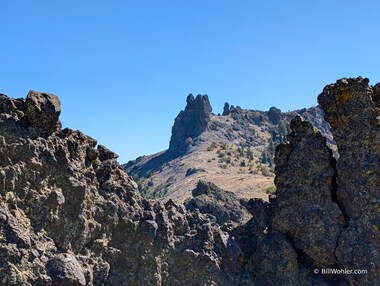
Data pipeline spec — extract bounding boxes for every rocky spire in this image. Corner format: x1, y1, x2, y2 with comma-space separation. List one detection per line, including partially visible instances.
169, 94, 212, 152
222, 102, 231, 116
318, 77, 380, 284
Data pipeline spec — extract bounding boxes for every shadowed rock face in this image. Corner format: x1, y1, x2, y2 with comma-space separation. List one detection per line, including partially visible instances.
169, 94, 212, 153
0, 77, 379, 286
246, 116, 344, 285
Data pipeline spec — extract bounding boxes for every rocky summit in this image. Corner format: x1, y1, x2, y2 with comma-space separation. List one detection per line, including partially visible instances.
0, 77, 379, 285
125, 92, 332, 202
169, 94, 213, 154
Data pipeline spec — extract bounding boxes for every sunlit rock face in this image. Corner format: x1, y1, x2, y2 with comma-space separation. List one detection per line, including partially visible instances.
0, 77, 379, 285
318, 77, 380, 285
0, 91, 249, 285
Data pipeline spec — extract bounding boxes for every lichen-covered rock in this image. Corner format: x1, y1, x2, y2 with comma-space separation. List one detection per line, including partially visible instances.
245, 79, 380, 285
317, 77, 377, 219
272, 116, 345, 267
318, 77, 380, 285
247, 232, 302, 286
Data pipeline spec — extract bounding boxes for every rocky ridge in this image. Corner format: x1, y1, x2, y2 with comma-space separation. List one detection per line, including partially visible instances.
0, 77, 378, 285
169, 94, 213, 154
125, 92, 333, 202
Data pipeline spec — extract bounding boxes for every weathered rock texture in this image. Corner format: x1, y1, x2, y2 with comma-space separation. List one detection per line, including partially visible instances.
272, 116, 345, 267
169, 94, 212, 153
318, 77, 380, 285
0, 91, 249, 285
184, 181, 251, 226
1, 77, 378, 285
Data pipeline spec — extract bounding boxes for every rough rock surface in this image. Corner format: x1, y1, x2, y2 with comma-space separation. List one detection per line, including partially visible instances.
318, 77, 380, 285
25, 90, 62, 135
169, 94, 212, 153
272, 116, 345, 267
184, 181, 251, 226
0, 91, 250, 285
1, 77, 379, 285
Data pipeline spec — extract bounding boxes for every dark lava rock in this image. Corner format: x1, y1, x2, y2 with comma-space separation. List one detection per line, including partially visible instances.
47, 253, 86, 286
318, 77, 380, 285
185, 167, 205, 177
272, 115, 345, 267
97, 144, 119, 161
266, 106, 282, 124
25, 90, 62, 135
0, 91, 251, 285
169, 94, 212, 152
184, 181, 251, 226
223, 102, 231, 116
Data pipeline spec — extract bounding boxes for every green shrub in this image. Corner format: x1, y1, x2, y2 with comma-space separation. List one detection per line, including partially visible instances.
266, 185, 277, 194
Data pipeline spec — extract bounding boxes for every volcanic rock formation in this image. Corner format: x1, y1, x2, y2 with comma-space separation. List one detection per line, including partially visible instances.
169, 94, 212, 154
0, 91, 248, 285
0, 77, 378, 285
125, 93, 332, 202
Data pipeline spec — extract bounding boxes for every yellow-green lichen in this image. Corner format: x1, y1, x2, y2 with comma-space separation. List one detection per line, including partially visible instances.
336, 91, 352, 106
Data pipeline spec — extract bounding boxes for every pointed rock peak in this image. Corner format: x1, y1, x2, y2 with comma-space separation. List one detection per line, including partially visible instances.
186, 93, 195, 103
289, 115, 317, 137
169, 94, 213, 153
185, 94, 212, 113
222, 102, 231, 116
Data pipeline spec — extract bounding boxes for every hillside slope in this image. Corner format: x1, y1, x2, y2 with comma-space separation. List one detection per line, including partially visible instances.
124, 94, 333, 201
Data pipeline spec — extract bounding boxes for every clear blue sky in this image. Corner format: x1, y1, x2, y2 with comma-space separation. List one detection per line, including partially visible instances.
1, 1, 380, 162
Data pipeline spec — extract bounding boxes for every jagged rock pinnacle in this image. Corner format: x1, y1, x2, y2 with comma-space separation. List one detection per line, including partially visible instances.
222, 102, 231, 116
169, 94, 212, 152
